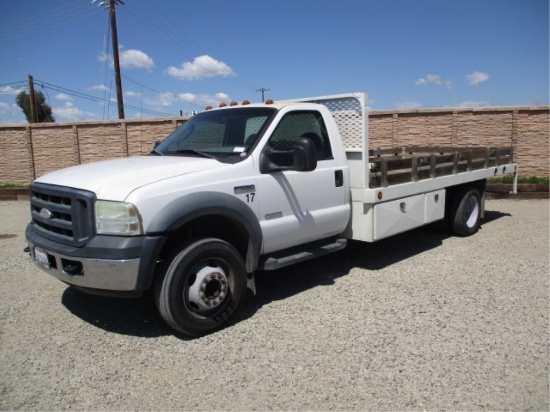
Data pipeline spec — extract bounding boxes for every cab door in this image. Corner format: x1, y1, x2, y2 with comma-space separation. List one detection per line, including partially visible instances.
255, 110, 349, 254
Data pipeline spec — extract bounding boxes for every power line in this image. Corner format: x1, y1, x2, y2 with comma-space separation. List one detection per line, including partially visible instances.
122, 1, 261, 92
0, 81, 27, 92
0, 1, 102, 40
122, 74, 204, 109
32, 77, 174, 117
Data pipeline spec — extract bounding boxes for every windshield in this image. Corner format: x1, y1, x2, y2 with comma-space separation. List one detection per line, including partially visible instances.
154, 107, 276, 162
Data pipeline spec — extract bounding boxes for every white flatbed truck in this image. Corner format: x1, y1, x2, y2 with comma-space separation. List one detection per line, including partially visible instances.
25, 93, 517, 336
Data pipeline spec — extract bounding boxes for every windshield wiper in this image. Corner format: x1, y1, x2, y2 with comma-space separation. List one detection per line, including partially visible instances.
173, 149, 215, 159
149, 149, 162, 156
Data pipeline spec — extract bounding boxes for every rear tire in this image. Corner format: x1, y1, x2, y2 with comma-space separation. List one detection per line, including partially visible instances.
450, 187, 482, 236
155, 238, 247, 337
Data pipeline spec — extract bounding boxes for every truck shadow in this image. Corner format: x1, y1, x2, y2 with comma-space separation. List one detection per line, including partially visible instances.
241, 209, 511, 319
61, 287, 173, 338
61, 209, 510, 338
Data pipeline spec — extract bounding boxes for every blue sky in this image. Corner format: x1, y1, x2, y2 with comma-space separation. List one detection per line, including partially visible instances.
1, 0, 548, 123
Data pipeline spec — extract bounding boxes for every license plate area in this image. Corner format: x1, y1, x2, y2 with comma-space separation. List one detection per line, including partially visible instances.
33, 247, 52, 269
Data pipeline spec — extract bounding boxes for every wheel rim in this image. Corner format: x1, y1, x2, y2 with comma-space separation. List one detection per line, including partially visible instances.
186, 262, 229, 313
465, 195, 480, 228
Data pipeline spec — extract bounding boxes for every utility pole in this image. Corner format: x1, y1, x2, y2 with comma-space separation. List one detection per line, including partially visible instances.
28, 74, 37, 123
109, 0, 124, 119
94, 0, 125, 119
256, 87, 270, 102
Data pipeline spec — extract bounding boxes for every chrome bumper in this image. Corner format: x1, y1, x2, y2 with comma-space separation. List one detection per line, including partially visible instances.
28, 243, 141, 291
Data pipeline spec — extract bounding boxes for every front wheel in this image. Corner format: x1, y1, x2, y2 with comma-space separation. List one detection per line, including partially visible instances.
155, 238, 247, 337
450, 187, 482, 236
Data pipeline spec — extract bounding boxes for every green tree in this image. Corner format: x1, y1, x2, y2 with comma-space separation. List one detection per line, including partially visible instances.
16, 90, 55, 123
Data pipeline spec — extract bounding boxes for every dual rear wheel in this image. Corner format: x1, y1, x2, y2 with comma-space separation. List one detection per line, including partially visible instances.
449, 186, 482, 236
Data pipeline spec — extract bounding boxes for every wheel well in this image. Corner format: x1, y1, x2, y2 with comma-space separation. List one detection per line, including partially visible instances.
446, 179, 485, 205
446, 179, 486, 200
158, 215, 250, 264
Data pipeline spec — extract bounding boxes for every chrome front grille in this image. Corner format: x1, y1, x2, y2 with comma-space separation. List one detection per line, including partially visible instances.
30, 183, 95, 247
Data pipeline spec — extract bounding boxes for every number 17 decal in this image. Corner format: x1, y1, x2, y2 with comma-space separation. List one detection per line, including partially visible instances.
234, 184, 256, 203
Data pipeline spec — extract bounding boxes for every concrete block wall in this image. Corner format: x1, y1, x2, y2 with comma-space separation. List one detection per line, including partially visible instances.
369, 106, 548, 177
0, 117, 186, 185
0, 106, 547, 185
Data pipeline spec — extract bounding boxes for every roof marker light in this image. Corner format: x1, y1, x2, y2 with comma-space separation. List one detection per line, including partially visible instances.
230, 101, 238, 106
242, 100, 250, 105
205, 105, 213, 110
265, 99, 274, 104
219, 102, 227, 107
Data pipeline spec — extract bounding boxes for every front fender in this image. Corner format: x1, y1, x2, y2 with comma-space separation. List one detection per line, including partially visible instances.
146, 191, 263, 272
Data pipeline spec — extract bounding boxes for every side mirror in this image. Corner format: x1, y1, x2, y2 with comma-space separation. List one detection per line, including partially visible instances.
293, 137, 317, 171
260, 137, 317, 174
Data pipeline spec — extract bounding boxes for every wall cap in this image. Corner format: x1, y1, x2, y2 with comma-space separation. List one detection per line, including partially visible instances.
370, 105, 549, 116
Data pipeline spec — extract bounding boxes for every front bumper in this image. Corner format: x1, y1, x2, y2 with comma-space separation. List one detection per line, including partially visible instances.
26, 223, 146, 292
28, 244, 141, 291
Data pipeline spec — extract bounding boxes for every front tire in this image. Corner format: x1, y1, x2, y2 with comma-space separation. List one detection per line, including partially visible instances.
450, 187, 482, 236
155, 238, 247, 337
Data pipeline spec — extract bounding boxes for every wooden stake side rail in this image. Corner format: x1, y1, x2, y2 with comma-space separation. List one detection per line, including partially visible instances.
368, 146, 514, 188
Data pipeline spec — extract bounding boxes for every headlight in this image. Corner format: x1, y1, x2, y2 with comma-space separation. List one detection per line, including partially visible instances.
95, 201, 143, 236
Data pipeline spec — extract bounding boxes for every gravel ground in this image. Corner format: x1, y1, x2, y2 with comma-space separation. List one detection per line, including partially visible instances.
0, 199, 548, 411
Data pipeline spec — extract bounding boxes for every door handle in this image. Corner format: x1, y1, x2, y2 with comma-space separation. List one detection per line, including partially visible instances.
335, 170, 344, 187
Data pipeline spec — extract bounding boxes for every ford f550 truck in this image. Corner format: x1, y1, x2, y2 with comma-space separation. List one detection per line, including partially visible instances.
25, 93, 517, 336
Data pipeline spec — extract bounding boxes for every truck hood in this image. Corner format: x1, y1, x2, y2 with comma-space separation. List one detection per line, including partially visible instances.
35, 156, 226, 201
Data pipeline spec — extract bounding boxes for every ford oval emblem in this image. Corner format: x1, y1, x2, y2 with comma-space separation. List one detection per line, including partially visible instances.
39, 208, 53, 220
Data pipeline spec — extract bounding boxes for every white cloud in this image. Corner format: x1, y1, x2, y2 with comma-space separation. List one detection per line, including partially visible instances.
0, 86, 24, 95
458, 99, 490, 107
98, 52, 110, 63
125, 91, 142, 98
394, 101, 423, 110
415, 74, 453, 89
0, 101, 24, 123
89, 84, 109, 92
98, 49, 154, 71
55, 93, 72, 101
415, 74, 442, 86
466, 71, 490, 87
143, 92, 179, 107
166, 55, 236, 80
0, 101, 17, 114
120, 49, 154, 71
178, 92, 230, 107
53, 102, 97, 121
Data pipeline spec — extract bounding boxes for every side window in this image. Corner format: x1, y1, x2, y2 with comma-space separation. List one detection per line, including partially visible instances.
244, 116, 267, 147
268, 111, 333, 162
